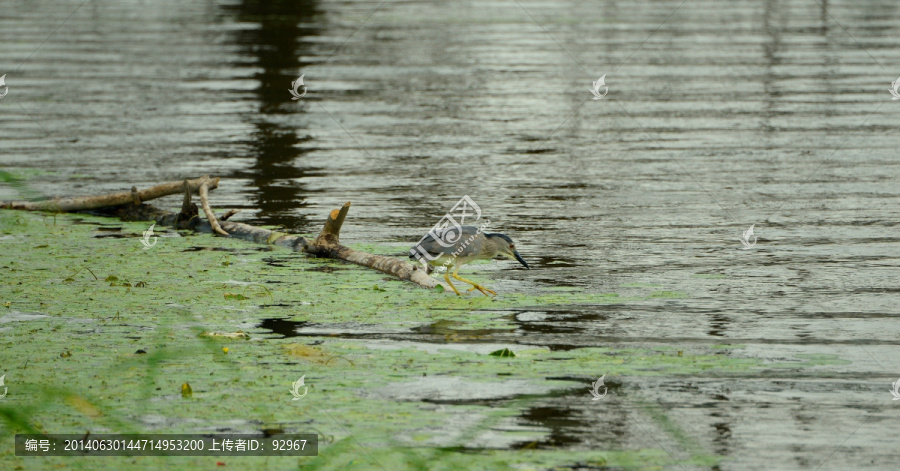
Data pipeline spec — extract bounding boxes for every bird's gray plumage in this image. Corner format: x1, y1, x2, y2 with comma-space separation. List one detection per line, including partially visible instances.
411, 226, 486, 260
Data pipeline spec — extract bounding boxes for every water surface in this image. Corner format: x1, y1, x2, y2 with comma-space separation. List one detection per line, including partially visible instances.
2, 0, 900, 468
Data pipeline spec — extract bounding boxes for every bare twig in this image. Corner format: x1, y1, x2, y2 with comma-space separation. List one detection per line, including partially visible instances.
198, 177, 228, 236
219, 209, 240, 221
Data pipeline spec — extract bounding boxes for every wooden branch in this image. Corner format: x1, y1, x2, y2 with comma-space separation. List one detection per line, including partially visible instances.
314, 202, 350, 246
220, 209, 240, 221
299, 201, 439, 288
140, 204, 441, 290
173, 179, 200, 228
198, 178, 228, 236
310, 243, 439, 289
180, 179, 192, 214
0, 176, 217, 212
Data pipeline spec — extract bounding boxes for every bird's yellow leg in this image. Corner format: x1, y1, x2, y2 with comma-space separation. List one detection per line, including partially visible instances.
452, 268, 497, 296
444, 273, 462, 296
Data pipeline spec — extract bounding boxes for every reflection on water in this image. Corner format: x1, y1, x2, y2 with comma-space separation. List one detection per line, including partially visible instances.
223, 0, 325, 230
258, 317, 309, 337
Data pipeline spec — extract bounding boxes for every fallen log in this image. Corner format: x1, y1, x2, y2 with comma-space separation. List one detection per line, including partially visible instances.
1, 176, 445, 291
304, 203, 439, 289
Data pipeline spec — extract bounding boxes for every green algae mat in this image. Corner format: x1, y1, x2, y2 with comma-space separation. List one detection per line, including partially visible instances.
0, 209, 838, 470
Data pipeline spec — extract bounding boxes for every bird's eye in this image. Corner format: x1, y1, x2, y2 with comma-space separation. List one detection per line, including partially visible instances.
510, 244, 515, 249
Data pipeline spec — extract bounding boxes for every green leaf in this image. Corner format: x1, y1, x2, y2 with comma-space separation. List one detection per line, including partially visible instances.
489, 348, 516, 358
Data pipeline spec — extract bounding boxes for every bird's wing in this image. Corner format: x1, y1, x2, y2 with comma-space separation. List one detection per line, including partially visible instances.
415, 226, 481, 257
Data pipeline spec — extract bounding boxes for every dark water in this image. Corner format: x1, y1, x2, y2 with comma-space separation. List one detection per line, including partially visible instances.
3, 0, 900, 468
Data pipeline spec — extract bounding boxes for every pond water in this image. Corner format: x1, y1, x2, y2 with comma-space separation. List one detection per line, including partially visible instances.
2, 0, 900, 469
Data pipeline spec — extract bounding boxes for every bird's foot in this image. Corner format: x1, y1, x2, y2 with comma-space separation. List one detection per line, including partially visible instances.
466, 284, 497, 296
444, 274, 462, 296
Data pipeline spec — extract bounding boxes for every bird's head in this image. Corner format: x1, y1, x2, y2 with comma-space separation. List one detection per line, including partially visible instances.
485, 233, 529, 269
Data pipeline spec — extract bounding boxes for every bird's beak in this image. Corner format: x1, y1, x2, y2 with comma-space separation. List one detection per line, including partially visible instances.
512, 250, 529, 269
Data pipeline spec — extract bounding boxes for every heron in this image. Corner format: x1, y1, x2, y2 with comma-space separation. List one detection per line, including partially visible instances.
410, 226, 528, 296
